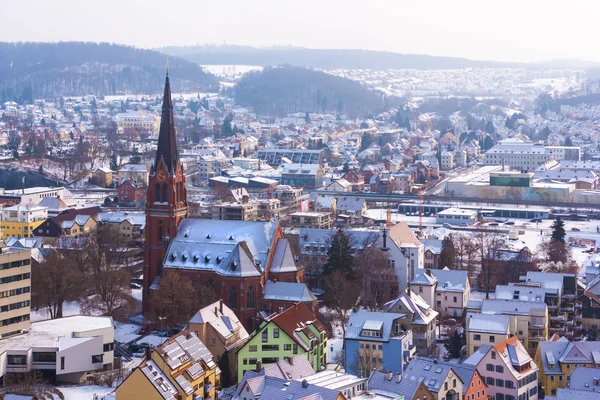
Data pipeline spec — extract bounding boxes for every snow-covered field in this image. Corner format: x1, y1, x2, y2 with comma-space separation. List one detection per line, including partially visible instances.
59, 385, 114, 400
114, 322, 141, 344
136, 333, 168, 347
30, 301, 85, 322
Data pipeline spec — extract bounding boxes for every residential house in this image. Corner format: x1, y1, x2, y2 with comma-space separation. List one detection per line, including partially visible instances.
467, 299, 548, 356
422, 239, 442, 269
410, 268, 470, 320
117, 179, 146, 205
534, 338, 600, 397
188, 300, 250, 386
33, 206, 101, 241
0, 316, 114, 384
485, 247, 538, 288
289, 211, 333, 230
0, 203, 48, 239
342, 170, 365, 191
367, 370, 435, 400
466, 313, 511, 356
116, 331, 220, 400
260, 280, 318, 315
463, 337, 539, 400
558, 366, 600, 398
325, 179, 352, 193
384, 290, 439, 356
401, 358, 464, 400
312, 194, 336, 214
117, 163, 149, 186
236, 302, 327, 382
233, 374, 346, 400
334, 197, 368, 226
280, 163, 325, 189
90, 167, 113, 187
344, 309, 414, 378
97, 211, 145, 243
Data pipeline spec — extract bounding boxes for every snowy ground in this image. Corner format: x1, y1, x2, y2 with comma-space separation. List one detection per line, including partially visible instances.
327, 338, 343, 364
131, 289, 143, 302
58, 385, 114, 400
30, 301, 85, 322
136, 333, 169, 347
114, 322, 141, 344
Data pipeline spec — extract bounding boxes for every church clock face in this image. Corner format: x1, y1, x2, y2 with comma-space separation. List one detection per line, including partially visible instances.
157, 171, 166, 181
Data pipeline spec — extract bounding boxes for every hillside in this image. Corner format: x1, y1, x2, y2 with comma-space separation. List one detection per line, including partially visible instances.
0, 42, 220, 102
160, 44, 525, 70
234, 65, 386, 118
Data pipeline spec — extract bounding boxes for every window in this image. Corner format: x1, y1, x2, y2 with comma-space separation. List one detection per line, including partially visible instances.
155, 183, 161, 202
419, 286, 423, 293
273, 328, 279, 338
495, 365, 504, 373
566, 364, 571, 370
249, 345, 257, 352
486, 364, 494, 371
247, 285, 255, 308
495, 379, 504, 387
162, 183, 168, 203
7, 355, 27, 365
491, 351, 496, 359
229, 285, 237, 309
453, 379, 456, 388
284, 344, 292, 351
293, 344, 298, 354
550, 376, 555, 382
486, 377, 494, 386
474, 334, 481, 341
92, 354, 103, 363
445, 382, 448, 391
103, 343, 114, 352
262, 329, 268, 342
211, 338, 216, 346
489, 335, 495, 343
453, 296, 457, 303
61, 356, 65, 370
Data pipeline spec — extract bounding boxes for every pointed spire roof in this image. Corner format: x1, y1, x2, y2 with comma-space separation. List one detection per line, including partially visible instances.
154, 72, 178, 174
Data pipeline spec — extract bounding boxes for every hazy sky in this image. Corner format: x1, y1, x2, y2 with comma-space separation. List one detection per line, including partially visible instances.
2, 0, 599, 63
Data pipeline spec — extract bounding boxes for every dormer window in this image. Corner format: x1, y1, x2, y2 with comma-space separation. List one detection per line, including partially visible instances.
193, 255, 199, 263
181, 254, 187, 261
170, 254, 176, 261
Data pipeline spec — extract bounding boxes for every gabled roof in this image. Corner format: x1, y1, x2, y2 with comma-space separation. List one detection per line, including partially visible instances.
384, 290, 438, 325
263, 280, 316, 303
368, 370, 426, 399
345, 309, 406, 342
467, 313, 510, 334
269, 238, 299, 274
188, 300, 249, 350
410, 270, 437, 286
269, 302, 325, 351
429, 268, 469, 293
261, 355, 315, 380
493, 336, 537, 379
402, 358, 463, 393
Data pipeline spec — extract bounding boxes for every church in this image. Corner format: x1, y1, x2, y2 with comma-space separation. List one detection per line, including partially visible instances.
142, 73, 311, 330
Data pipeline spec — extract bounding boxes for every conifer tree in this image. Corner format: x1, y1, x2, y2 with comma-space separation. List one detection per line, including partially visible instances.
323, 229, 355, 280
551, 217, 566, 242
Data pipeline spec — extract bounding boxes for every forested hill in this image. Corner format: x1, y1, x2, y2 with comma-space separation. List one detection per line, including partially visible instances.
0, 42, 220, 102
235, 66, 386, 118
159, 44, 525, 70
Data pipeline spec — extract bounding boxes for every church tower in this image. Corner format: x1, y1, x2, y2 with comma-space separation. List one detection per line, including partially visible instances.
142, 72, 188, 313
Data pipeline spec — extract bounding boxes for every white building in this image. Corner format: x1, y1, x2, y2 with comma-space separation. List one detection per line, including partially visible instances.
0, 315, 115, 383
440, 151, 455, 170
436, 208, 478, 226
545, 146, 582, 162
484, 142, 554, 172
114, 111, 160, 135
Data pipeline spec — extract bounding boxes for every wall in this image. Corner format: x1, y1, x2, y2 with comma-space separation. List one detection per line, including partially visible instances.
115, 368, 164, 400
56, 335, 104, 383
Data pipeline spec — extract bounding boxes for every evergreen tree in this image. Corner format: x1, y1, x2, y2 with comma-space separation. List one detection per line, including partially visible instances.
551, 217, 566, 242
404, 116, 411, 131
360, 122, 369, 129
305, 111, 311, 124
565, 137, 573, 147
109, 153, 119, 171
342, 162, 350, 173
130, 146, 141, 164
483, 135, 494, 151
440, 236, 456, 269
323, 229, 355, 280
485, 120, 495, 134
221, 114, 233, 137
444, 330, 466, 359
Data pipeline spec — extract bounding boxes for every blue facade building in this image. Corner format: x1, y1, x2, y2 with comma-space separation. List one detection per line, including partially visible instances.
344, 309, 414, 377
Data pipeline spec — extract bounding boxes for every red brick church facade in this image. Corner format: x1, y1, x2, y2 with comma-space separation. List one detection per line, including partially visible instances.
143, 74, 309, 331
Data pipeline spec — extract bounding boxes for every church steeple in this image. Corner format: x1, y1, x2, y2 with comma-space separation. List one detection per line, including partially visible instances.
154, 72, 178, 174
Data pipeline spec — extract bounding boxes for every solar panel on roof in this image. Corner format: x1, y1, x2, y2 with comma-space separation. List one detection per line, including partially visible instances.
175, 375, 193, 395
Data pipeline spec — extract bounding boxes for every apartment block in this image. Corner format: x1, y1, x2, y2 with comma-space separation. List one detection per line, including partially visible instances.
0, 246, 31, 338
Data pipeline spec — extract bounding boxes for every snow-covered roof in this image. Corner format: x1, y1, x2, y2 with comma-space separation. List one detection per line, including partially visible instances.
429, 268, 469, 293
480, 299, 547, 315
118, 163, 148, 173
188, 300, 249, 350
345, 310, 406, 342
262, 280, 316, 302
164, 219, 278, 277
384, 291, 438, 325
268, 238, 299, 274
466, 313, 510, 334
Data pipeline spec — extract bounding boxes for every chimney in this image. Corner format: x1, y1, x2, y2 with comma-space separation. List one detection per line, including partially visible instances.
302, 379, 308, 389
396, 372, 402, 383
433, 359, 438, 364
407, 287, 411, 296
256, 361, 262, 372
219, 299, 223, 314
426, 269, 433, 277
288, 357, 294, 366
214, 306, 218, 316
386, 370, 393, 381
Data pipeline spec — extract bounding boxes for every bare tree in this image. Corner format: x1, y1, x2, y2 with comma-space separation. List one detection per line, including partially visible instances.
474, 230, 502, 299
323, 270, 360, 338
31, 250, 85, 319
355, 345, 384, 377
354, 233, 397, 309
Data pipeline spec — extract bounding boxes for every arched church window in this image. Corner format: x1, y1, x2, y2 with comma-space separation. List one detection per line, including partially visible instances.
162, 184, 168, 203
155, 183, 161, 202
247, 285, 255, 308
229, 285, 237, 309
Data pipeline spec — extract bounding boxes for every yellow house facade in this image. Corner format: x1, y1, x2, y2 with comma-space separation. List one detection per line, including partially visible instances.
116, 331, 221, 400
0, 204, 48, 239
534, 339, 600, 397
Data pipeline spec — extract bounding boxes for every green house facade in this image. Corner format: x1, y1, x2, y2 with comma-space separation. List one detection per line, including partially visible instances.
236, 303, 328, 381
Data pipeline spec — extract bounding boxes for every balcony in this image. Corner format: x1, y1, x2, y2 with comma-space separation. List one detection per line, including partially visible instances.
548, 304, 559, 310
560, 306, 575, 313
550, 315, 565, 322
530, 324, 546, 330
575, 303, 583, 309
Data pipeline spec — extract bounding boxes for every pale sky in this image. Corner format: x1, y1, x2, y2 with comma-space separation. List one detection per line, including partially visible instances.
1, 0, 599, 63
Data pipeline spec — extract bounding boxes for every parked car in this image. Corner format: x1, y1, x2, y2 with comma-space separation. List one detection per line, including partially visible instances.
130, 282, 142, 289
489, 222, 499, 226
138, 326, 150, 335
572, 227, 581, 232
505, 221, 515, 225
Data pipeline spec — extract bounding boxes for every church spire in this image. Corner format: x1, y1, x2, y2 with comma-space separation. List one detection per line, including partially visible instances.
154, 72, 178, 174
